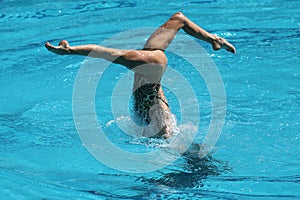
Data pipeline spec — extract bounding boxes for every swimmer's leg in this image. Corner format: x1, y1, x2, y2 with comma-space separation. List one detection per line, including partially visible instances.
45, 40, 158, 70
143, 12, 236, 53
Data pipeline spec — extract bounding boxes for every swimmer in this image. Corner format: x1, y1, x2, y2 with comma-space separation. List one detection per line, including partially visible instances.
45, 12, 236, 139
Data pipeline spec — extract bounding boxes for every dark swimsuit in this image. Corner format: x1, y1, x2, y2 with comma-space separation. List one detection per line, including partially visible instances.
142, 48, 165, 52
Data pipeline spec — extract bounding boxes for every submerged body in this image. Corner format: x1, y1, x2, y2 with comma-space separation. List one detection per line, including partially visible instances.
45, 12, 236, 138
133, 72, 171, 138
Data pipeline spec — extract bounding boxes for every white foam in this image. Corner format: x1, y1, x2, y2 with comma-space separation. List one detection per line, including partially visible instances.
105, 112, 197, 153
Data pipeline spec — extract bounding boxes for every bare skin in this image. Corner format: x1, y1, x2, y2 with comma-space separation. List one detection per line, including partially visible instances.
45, 12, 236, 138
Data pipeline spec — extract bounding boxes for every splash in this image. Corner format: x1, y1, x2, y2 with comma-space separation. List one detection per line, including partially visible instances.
105, 111, 198, 156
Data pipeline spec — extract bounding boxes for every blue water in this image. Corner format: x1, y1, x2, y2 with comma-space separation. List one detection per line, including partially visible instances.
1, 0, 300, 199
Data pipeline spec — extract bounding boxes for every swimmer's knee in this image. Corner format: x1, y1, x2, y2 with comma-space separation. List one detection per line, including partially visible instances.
173, 11, 184, 17
172, 12, 186, 21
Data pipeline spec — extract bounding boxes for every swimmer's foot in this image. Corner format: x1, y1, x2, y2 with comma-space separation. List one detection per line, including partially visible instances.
45, 40, 71, 55
211, 36, 236, 54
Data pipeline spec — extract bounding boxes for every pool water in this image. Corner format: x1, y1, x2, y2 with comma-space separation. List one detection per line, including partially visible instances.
1, 0, 299, 199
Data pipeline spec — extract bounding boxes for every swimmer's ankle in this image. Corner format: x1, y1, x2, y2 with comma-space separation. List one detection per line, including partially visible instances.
211, 35, 236, 54
59, 40, 71, 54
211, 35, 222, 51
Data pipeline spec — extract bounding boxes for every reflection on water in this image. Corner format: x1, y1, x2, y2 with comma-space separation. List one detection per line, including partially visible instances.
141, 144, 231, 188
72, 147, 230, 199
